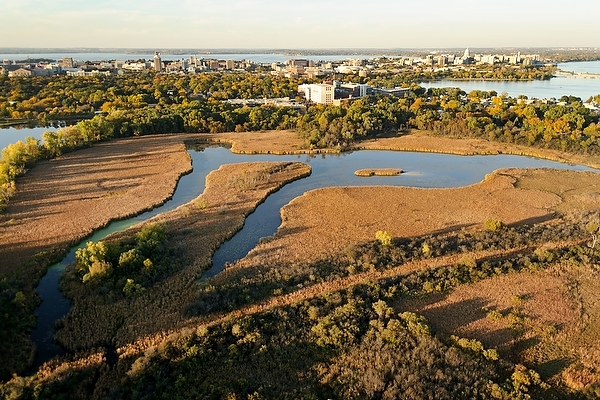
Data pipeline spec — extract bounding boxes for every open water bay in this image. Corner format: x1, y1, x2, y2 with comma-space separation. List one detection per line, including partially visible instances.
421, 60, 600, 100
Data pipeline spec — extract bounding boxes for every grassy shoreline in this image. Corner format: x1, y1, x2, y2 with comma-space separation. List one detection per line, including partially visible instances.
195, 130, 600, 169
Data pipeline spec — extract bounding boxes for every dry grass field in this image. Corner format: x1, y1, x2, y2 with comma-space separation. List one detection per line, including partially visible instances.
214, 165, 600, 392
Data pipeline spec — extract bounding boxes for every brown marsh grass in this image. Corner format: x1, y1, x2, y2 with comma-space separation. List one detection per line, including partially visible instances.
0, 135, 192, 274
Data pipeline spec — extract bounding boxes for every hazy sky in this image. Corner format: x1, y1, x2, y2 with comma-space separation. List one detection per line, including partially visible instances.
1, 0, 597, 49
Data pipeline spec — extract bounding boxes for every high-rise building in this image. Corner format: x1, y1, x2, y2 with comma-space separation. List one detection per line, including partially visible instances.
153, 52, 162, 72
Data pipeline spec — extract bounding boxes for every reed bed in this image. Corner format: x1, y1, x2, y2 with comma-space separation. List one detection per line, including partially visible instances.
354, 168, 403, 177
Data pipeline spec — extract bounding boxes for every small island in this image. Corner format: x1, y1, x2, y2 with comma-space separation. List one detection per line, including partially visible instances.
355, 168, 403, 177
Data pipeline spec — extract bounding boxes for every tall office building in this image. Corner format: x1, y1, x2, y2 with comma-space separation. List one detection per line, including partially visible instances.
153, 52, 162, 72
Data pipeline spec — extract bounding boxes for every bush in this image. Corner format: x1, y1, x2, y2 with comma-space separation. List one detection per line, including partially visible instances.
484, 218, 504, 231
375, 230, 392, 246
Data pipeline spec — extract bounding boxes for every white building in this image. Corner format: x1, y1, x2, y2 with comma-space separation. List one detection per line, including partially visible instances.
298, 83, 335, 105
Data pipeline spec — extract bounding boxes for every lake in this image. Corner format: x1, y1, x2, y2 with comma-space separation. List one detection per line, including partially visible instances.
558, 61, 600, 75
0, 126, 47, 153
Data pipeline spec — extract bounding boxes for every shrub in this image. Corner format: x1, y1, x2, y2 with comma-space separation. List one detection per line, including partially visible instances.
136, 223, 167, 255
83, 260, 112, 283
487, 310, 503, 321
421, 243, 431, 256
375, 230, 392, 246
123, 279, 145, 298
484, 218, 504, 231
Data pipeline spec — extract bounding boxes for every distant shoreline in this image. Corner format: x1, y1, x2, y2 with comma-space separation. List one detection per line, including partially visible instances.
2, 47, 599, 58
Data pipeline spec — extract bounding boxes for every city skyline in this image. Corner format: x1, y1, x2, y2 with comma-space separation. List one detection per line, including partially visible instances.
0, 0, 598, 49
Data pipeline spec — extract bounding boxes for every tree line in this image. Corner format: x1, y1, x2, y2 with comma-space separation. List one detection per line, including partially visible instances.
0, 73, 308, 124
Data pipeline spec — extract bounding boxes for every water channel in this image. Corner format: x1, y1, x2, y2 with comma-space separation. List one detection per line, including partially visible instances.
26, 141, 597, 367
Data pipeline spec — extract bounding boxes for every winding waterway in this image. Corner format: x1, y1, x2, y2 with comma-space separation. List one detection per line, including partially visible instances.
27, 141, 597, 367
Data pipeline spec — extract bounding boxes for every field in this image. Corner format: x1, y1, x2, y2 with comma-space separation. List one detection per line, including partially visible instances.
2, 130, 600, 398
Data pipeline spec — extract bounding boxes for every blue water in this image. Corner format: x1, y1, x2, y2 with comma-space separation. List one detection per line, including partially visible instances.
0, 126, 47, 153
420, 60, 600, 100
558, 61, 600, 75
420, 75, 600, 101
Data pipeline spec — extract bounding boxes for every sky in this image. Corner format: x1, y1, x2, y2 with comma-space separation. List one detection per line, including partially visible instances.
0, 0, 598, 49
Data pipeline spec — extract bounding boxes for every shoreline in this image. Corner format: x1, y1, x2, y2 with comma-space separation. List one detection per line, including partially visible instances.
194, 130, 600, 169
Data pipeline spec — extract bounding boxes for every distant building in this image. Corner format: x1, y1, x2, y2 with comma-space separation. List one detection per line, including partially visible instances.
153, 52, 162, 72
8, 67, 32, 77
371, 87, 410, 98
0, 65, 24, 75
436, 55, 447, 67
121, 62, 148, 72
337, 82, 371, 98
289, 59, 309, 68
224, 97, 306, 111
67, 70, 112, 77
456, 47, 475, 65
298, 83, 335, 105
226, 60, 235, 70
59, 57, 74, 68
